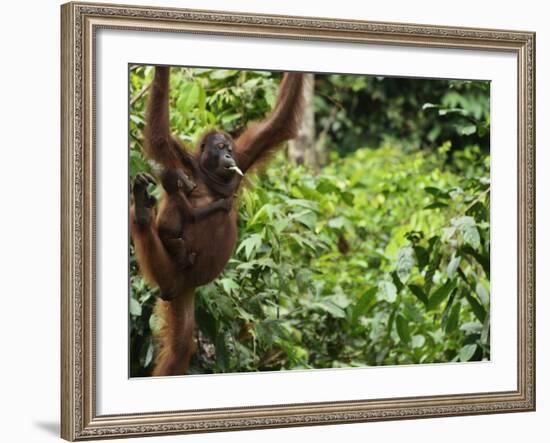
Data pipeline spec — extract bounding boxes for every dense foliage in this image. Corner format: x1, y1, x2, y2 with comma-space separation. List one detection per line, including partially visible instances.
129, 66, 490, 376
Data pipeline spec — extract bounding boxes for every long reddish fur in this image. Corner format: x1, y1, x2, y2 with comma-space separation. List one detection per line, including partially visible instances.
131, 66, 305, 376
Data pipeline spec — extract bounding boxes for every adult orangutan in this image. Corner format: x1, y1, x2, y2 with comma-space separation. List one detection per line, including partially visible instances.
130, 66, 305, 376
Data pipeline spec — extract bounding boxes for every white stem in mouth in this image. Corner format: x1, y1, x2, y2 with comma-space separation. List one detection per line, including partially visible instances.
228, 165, 244, 176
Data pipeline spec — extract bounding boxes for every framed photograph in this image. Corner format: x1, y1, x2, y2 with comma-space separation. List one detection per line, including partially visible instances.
61, 1, 536, 440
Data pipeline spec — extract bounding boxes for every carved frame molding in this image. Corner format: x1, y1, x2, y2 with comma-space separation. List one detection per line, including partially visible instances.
61, 2, 535, 440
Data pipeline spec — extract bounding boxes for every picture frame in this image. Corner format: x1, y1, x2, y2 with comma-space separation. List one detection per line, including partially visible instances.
61, 1, 536, 440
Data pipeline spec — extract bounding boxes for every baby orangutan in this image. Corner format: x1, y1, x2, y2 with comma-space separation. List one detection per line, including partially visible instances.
160, 168, 234, 270
133, 170, 232, 300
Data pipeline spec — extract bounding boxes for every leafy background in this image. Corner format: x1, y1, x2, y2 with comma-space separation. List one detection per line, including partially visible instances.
129, 66, 490, 376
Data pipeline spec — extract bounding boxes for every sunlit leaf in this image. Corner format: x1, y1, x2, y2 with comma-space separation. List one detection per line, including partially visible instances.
396, 315, 411, 343
428, 280, 456, 310
452, 216, 481, 249
378, 280, 398, 303
459, 344, 478, 362
130, 297, 142, 316
396, 246, 415, 284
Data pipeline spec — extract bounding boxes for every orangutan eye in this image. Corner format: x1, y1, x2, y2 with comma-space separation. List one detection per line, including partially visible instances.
217, 143, 225, 149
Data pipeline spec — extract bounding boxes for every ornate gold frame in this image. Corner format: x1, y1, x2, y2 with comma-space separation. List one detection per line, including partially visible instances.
61, 1, 536, 440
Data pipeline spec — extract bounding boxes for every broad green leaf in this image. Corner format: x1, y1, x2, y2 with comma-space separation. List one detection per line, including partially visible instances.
481, 312, 491, 346
148, 313, 163, 333
328, 216, 346, 229
129, 297, 142, 316
396, 315, 411, 343
197, 84, 206, 122
341, 191, 355, 206
351, 287, 377, 323
396, 246, 415, 283
445, 303, 461, 334
221, 112, 241, 124
411, 334, 426, 349
447, 256, 461, 278
408, 284, 428, 305
413, 246, 429, 270
210, 69, 238, 80
378, 280, 398, 303
441, 290, 456, 326
290, 210, 317, 230
476, 282, 490, 305
314, 300, 346, 318
424, 201, 448, 210
220, 278, 239, 295
459, 124, 477, 136
452, 216, 481, 249
316, 178, 340, 193
424, 186, 444, 197
328, 293, 352, 309
428, 280, 456, 310
391, 271, 404, 293
144, 343, 154, 367
459, 344, 478, 362
236, 233, 263, 260
460, 322, 483, 334
465, 292, 487, 323
461, 245, 490, 278
176, 82, 200, 117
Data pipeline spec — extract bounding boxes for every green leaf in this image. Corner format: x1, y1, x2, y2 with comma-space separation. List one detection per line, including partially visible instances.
328, 216, 346, 229
476, 282, 490, 305
460, 322, 483, 334
290, 210, 317, 230
461, 245, 490, 278
176, 82, 200, 117
144, 342, 154, 367
447, 256, 461, 278
422, 102, 439, 110
481, 312, 491, 346
424, 187, 450, 200
314, 300, 346, 318
396, 315, 411, 343
316, 178, 340, 193
341, 191, 355, 206
459, 124, 477, 136
441, 290, 456, 326
148, 312, 163, 333
236, 233, 263, 260
221, 112, 241, 124
413, 246, 429, 270
210, 69, 237, 80
459, 344, 478, 362
220, 278, 239, 295
129, 297, 142, 316
396, 246, 415, 283
378, 280, 398, 303
391, 271, 404, 293
424, 201, 448, 210
197, 84, 206, 120
452, 216, 481, 249
411, 334, 426, 348
351, 287, 377, 323
465, 291, 487, 323
408, 284, 428, 305
445, 303, 461, 334
424, 186, 443, 197
428, 280, 456, 310
129, 114, 144, 125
